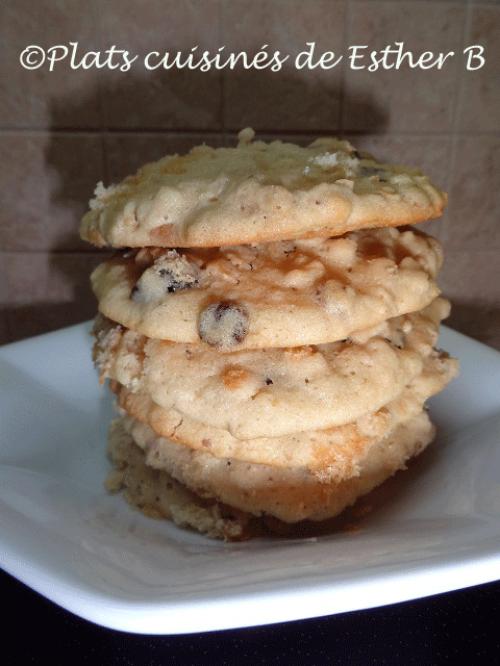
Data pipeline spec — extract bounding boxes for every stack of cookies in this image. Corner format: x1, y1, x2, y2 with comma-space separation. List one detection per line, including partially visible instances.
81, 129, 458, 540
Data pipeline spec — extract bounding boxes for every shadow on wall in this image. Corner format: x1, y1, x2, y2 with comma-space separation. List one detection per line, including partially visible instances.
447, 303, 500, 350
3, 66, 389, 341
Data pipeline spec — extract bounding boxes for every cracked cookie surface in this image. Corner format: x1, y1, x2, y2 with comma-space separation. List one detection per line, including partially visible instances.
91, 226, 442, 349
81, 129, 446, 249
112, 410, 435, 526
112, 350, 457, 477
94, 297, 451, 439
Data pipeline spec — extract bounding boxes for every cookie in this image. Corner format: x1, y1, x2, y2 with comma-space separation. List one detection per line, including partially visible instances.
92, 227, 442, 349
106, 418, 252, 540
117, 410, 435, 525
94, 297, 450, 439
114, 351, 457, 477
81, 129, 446, 249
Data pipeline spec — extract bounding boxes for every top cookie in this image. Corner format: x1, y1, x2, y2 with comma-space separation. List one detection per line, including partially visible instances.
80, 129, 446, 248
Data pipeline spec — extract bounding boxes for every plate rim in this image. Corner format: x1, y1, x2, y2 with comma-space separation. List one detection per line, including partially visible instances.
1, 322, 500, 633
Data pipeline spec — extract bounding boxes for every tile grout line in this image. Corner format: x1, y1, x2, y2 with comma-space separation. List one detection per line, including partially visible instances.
218, 0, 226, 141
442, 0, 473, 248
337, 0, 351, 134
451, 0, 472, 139
90, 0, 106, 140
0, 250, 111, 256
1, 127, 498, 136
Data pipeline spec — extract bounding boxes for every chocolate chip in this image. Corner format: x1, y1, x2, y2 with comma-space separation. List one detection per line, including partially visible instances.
131, 250, 199, 303
198, 301, 249, 349
158, 267, 194, 293
265, 378, 273, 385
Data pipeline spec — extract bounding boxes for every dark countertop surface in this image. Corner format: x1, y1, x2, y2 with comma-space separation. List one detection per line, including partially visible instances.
3, 570, 499, 664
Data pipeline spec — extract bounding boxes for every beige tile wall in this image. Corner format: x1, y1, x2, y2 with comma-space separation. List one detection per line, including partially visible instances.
1, 0, 499, 348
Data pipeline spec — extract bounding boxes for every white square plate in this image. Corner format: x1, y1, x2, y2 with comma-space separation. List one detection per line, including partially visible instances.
1, 323, 499, 634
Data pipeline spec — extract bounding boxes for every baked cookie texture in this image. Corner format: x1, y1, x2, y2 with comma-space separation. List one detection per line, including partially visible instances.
81, 129, 458, 540
94, 298, 451, 438
81, 129, 446, 249
112, 353, 456, 478
91, 227, 442, 349
108, 411, 435, 534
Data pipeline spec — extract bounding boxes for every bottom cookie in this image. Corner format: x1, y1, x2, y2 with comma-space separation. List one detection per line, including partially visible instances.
106, 412, 435, 540
106, 417, 254, 540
